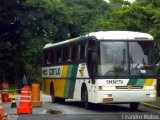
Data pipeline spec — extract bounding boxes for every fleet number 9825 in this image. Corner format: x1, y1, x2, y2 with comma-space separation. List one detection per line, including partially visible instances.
106, 80, 123, 84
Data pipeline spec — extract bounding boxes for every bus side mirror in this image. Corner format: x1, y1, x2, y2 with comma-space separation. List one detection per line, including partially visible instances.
90, 52, 97, 84
88, 46, 97, 60
92, 52, 97, 62
88, 46, 98, 84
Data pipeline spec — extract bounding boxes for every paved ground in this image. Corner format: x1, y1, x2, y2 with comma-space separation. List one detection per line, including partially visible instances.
141, 96, 160, 110
2, 93, 160, 120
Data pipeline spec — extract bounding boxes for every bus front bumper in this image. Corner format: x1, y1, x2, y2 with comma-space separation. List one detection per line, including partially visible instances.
96, 90, 156, 104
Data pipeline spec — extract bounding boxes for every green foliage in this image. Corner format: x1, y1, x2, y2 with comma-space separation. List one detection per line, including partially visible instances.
63, 0, 109, 35
23, 37, 51, 67
0, 0, 70, 85
136, 0, 160, 8
98, 3, 155, 31
150, 10, 160, 63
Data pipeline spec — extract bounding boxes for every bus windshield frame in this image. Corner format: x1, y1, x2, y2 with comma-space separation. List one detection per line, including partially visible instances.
94, 40, 155, 78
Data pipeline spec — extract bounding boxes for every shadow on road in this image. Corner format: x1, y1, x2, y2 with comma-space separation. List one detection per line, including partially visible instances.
58, 101, 148, 113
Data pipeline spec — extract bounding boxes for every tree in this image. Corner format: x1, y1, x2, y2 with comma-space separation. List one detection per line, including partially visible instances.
0, 0, 71, 85
0, 0, 23, 83
136, 0, 160, 8
62, 0, 109, 36
18, 0, 71, 84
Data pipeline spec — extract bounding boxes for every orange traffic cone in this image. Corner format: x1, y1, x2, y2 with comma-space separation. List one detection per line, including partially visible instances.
1, 83, 11, 102
1, 113, 8, 120
17, 86, 32, 114
0, 92, 5, 114
0, 92, 7, 120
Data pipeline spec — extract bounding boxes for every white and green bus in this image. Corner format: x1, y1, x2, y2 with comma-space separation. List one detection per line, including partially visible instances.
42, 31, 157, 110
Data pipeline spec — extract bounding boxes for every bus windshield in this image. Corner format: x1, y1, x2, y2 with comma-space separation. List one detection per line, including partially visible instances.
97, 41, 155, 77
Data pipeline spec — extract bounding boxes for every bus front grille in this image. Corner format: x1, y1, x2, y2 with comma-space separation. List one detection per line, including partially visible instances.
116, 86, 143, 89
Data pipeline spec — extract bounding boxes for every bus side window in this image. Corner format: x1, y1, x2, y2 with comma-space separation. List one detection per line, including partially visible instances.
46, 51, 53, 65
77, 44, 80, 60
68, 47, 72, 61
55, 48, 62, 64
71, 45, 78, 61
80, 42, 86, 60
63, 47, 70, 62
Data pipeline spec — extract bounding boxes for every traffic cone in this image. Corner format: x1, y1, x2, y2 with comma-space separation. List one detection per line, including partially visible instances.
0, 92, 7, 120
1, 113, 8, 120
31, 83, 42, 107
17, 86, 32, 114
0, 94, 5, 114
1, 83, 11, 102
11, 93, 17, 108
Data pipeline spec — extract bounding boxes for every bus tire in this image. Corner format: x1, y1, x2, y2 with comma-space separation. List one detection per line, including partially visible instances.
57, 97, 65, 103
50, 84, 56, 103
130, 102, 139, 111
83, 90, 91, 109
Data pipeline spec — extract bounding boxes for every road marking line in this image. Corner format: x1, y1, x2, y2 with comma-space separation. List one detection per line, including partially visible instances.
140, 102, 160, 110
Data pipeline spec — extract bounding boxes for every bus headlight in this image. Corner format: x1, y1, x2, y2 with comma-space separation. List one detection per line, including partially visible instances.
143, 86, 156, 90
99, 86, 115, 90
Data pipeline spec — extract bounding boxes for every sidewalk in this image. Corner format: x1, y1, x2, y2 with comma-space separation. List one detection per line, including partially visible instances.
140, 96, 160, 110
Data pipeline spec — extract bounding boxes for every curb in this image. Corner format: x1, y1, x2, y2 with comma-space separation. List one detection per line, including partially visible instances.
140, 102, 160, 110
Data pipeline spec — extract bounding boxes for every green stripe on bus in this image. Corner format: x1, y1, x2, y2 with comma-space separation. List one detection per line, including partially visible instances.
127, 79, 138, 85
128, 79, 146, 86
64, 65, 73, 98
76, 36, 86, 42
68, 64, 79, 98
135, 79, 145, 86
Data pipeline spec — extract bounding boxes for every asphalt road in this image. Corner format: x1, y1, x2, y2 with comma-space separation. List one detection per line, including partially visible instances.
3, 94, 160, 120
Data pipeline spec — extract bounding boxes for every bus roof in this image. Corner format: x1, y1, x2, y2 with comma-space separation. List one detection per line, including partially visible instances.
87, 31, 153, 40
43, 31, 153, 49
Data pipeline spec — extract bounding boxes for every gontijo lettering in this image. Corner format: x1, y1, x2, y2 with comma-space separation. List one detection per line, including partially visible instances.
42, 69, 48, 75
42, 67, 61, 76
49, 68, 61, 75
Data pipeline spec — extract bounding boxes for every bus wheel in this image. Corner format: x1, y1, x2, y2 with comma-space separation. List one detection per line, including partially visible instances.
50, 84, 56, 103
83, 90, 91, 109
57, 98, 65, 103
130, 102, 139, 111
